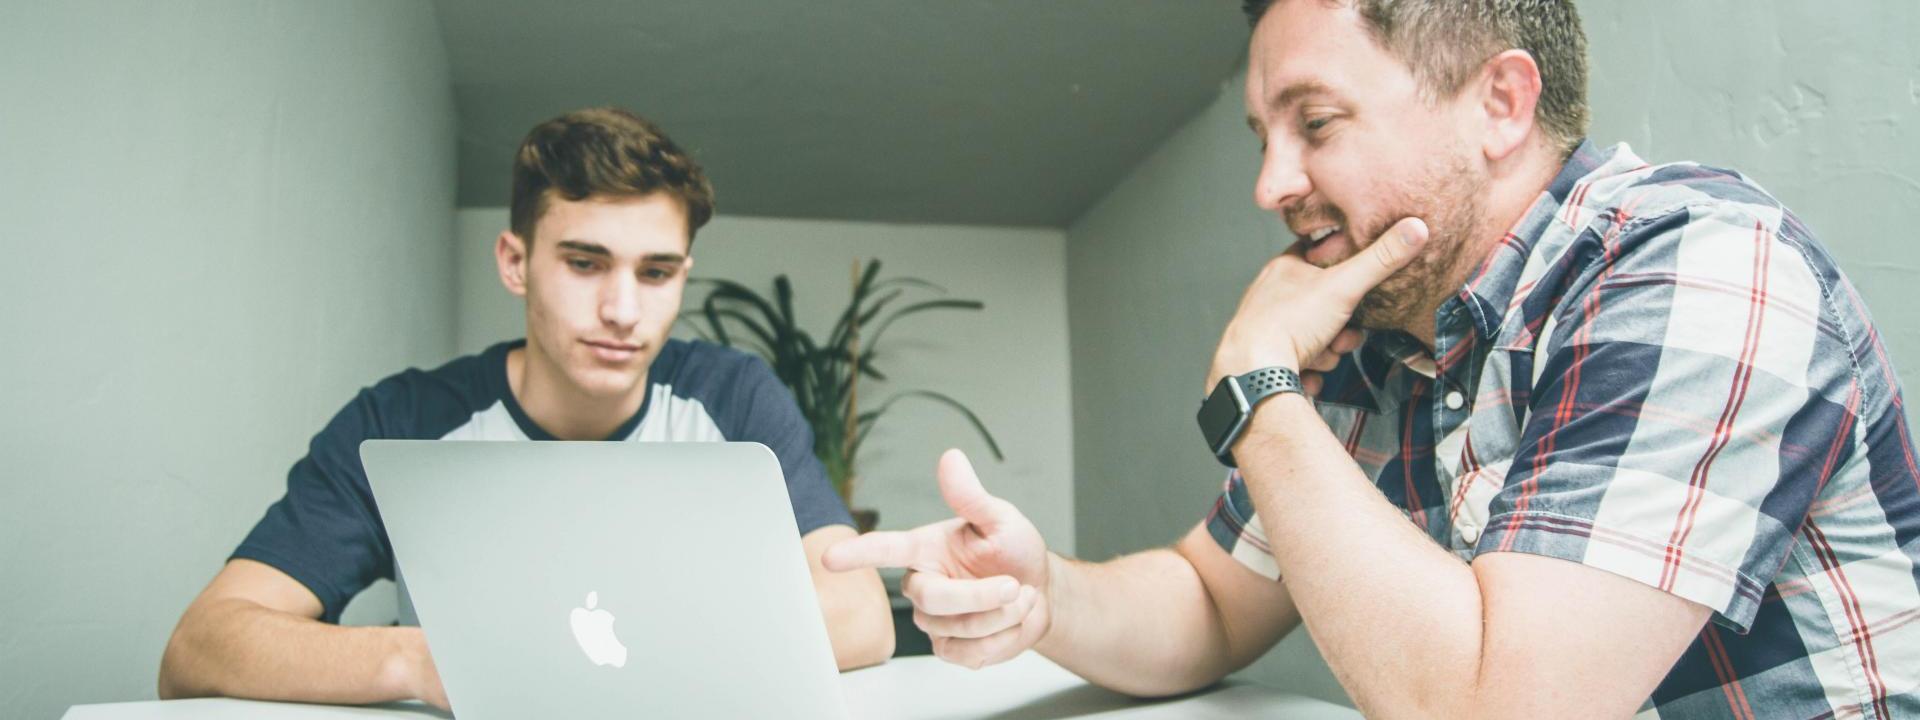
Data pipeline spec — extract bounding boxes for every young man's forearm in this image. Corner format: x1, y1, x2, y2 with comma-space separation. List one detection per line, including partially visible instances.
818, 580, 895, 670
1035, 548, 1255, 697
804, 525, 896, 670
158, 598, 429, 705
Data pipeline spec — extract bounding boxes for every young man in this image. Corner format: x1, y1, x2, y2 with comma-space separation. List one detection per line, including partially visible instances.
159, 108, 893, 709
828, 1, 1918, 717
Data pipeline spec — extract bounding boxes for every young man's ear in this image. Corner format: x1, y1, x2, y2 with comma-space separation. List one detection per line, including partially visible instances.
1477, 48, 1543, 162
496, 230, 530, 298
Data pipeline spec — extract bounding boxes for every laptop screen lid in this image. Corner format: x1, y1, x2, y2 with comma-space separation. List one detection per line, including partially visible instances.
361, 440, 849, 719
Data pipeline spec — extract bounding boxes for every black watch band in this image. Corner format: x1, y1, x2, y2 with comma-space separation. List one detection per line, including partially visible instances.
1195, 366, 1305, 468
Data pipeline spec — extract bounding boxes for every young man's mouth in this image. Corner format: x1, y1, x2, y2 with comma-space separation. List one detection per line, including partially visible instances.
581, 339, 644, 363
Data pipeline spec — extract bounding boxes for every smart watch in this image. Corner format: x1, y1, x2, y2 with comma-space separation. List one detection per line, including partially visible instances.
1196, 367, 1305, 468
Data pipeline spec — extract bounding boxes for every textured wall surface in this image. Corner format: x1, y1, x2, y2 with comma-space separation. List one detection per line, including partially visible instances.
455, 209, 1078, 554
0, 2, 456, 717
1583, 2, 1920, 366
1065, 0, 1919, 706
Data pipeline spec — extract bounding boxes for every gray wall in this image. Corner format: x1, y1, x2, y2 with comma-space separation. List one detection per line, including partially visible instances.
455, 210, 1078, 554
0, 2, 457, 717
1064, 0, 1920, 706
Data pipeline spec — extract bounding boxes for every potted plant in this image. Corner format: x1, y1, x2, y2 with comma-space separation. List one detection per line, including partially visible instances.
683, 258, 1003, 531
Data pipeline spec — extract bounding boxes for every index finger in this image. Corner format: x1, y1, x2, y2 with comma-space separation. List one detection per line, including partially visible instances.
822, 530, 925, 573
1331, 216, 1428, 296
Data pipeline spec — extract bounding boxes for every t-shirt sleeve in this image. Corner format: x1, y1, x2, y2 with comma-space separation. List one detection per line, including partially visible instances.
724, 356, 855, 535
1475, 204, 1851, 633
231, 386, 396, 624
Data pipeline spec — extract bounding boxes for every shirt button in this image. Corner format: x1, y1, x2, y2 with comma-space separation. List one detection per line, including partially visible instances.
1459, 523, 1481, 544
1444, 390, 1465, 410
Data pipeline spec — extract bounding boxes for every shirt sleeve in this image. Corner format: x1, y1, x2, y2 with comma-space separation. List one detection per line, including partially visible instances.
1204, 470, 1283, 580
1203, 353, 1381, 581
724, 356, 855, 535
1476, 203, 1854, 633
231, 386, 396, 624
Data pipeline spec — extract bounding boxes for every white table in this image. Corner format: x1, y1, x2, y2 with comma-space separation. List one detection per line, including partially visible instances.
64, 653, 1359, 719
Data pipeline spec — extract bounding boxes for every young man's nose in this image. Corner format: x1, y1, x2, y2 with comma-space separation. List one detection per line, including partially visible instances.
598, 276, 644, 332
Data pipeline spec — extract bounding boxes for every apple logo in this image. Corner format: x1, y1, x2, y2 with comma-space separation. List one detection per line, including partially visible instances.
569, 591, 628, 668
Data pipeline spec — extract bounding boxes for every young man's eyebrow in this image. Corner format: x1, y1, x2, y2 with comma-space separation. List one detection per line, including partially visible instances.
554, 240, 612, 257
552, 241, 686, 265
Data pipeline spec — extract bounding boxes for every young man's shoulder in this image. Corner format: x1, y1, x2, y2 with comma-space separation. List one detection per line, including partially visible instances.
343, 342, 513, 440
652, 337, 778, 396
646, 337, 802, 438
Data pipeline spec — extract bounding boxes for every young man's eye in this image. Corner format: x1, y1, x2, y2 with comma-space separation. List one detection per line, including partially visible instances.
566, 257, 600, 272
1304, 116, 1332, 133
640, 266, 677, 281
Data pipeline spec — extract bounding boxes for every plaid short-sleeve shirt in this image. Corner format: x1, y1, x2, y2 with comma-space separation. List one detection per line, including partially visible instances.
1206, 141, 1920, 718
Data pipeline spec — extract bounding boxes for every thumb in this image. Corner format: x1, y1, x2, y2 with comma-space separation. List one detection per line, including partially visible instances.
936, 449, 1006, 532
1332, 217, 1428, 298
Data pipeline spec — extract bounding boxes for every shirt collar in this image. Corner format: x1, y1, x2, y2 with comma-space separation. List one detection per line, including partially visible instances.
1356, 139, 1621, 382
1448, 139, 1614, 341
1367, 330, 1438, 378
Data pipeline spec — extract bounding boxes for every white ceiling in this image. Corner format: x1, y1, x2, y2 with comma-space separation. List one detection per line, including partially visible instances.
434, 0, 1251, 226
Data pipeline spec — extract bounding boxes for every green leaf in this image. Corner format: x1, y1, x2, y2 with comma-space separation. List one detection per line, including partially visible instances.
834, 287, 902, 347
870, 275, 945, 294
694, 279, 785, 332
678, 315, 714, 342
685, 263, 999, 502
855, 288, 908, 328
774, 275, 797, 329
702, 303, 777, 354
867, 299, 985, 353
853, 390, 1003, 461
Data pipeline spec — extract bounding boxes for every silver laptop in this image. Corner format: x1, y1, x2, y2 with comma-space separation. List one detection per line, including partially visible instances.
361, 440, 850, 719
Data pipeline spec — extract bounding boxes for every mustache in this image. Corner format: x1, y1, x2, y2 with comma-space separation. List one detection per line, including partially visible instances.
1283, 202, 1345, 234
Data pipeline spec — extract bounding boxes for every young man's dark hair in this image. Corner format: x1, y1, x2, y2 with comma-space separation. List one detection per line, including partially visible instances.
1244, 0, 1588, 153
508, 107, 715, 246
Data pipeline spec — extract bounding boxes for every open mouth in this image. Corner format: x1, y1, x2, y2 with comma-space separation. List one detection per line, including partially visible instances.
1303, 225, 1342, 248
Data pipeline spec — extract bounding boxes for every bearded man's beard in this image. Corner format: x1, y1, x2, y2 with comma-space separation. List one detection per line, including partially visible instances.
1347, 155, 1488, 333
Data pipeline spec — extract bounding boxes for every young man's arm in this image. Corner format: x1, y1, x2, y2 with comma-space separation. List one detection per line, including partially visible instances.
823, 450, 1301, 697
158, 559, 445, 709
719, 351, 895, 669
800, 526, 895, 670
161, 375, 443, 707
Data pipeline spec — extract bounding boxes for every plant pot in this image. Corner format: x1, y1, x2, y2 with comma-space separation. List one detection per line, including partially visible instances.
852, 508, 880, 534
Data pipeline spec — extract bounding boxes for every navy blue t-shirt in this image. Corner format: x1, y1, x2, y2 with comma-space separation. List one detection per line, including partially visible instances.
233, 339, 852, 623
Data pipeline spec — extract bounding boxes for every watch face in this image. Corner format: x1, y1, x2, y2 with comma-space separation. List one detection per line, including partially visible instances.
1196, 380, 1245, 451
